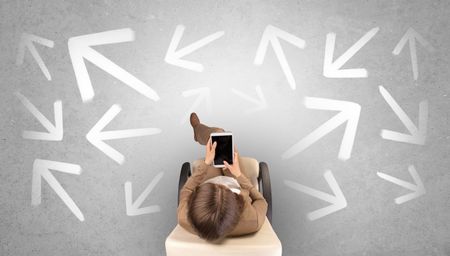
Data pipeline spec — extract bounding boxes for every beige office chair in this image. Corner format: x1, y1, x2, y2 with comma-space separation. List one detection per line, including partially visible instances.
165, 157, 282, 256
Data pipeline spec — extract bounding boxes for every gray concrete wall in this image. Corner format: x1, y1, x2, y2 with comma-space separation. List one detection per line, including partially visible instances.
1, 0, 449, 255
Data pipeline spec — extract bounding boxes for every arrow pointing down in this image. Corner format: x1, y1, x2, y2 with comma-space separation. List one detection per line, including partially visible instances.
125, 172, 164, 216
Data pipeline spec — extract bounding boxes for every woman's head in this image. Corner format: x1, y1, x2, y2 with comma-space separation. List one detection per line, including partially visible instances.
187, 183, 245, 241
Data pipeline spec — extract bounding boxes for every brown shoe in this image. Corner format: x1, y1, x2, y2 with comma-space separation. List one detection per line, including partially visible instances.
190, 112, 200, 127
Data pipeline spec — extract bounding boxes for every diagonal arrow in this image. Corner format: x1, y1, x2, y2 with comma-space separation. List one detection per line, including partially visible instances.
379, 86, 427, 145
86, 104, 161, 165
392, 28, 434, 81
32, 159, 84, 221
68, 28, 160, 103
377, 165, 426, 204
180, 87, 211, 124
165, 24, 224, 72
282, 97, 361, 161
16, 33, 54, 80
230, 85, 267, 114
15, 92, 63, 141
125, 172, 164, 216
285, 170, 347, 221
323, 27, 379, 78
254, 25, 306, 90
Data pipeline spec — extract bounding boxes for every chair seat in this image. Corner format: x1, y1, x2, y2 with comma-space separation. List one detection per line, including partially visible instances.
165, 217, 282, 256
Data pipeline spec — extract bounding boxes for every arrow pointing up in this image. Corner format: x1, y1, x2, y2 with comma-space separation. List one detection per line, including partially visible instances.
282, 97, 361, 161
254, 25, 306, 90
165, 25, 224, 72
180, 87, 211, 124
68, 28, 160, 103
32, 159, 84, 221
323, 27, 379, 78
86, 104, 161, 165
379, 86, 427, 145
231, 85, 267, 114
125, 172, 164, 216
285, 170, 347, 221
16, 33, 54, 80
392, 27, 435, 81
377, 165, 425, 204
15, 92, 63, 141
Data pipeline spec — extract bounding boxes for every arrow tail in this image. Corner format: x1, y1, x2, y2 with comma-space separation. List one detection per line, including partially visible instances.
284, 180, 337, 203
174, 31, 224, 58
270, 37, 296, 89
98, 128, 161, 140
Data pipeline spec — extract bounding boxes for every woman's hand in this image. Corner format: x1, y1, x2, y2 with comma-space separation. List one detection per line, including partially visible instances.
223, 148, 241, 178
204, 137, 217, 165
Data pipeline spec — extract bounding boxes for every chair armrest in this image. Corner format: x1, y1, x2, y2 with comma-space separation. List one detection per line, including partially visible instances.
178, 162, 191, 206
258, 162, 272, 222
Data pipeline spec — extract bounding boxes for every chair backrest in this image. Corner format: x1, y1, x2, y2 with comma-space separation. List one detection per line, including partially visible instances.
191, 157, 259, 191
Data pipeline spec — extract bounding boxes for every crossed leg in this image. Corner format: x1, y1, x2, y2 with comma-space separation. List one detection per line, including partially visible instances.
190, 113, 225, 145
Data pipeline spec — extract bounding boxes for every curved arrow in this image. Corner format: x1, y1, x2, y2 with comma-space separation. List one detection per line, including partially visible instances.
68, 28, 159, 103
86, 104, 161, 164
165, 24, 224, 72
323, 27, 379, 78
254, 25, 306, 90
282, 97, 361, 161
379, 86, 427, 145
125, 172, 164, 216
180, 87, 211, 124
15, 92, 63, 141
16, 33, 54, 80
32, 159, 84, 221
285, 170, 347, 221
392, 28, 434, 81
230, 85, 267, 114
377, 165, 425, 204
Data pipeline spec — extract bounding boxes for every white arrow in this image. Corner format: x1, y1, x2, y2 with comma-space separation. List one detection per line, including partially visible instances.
15, 92, 63, 141
165, 25, 224, 72
230, 85, 267, 114
86, 104, 161, 164
392, 28, 435, 81
125, 172, 164, 216
377, 165, 426, 204
254, 25, 306, 90
285, 170, 347, 221
282, 97, 361, 161
379, 86, 427, 145
16, 33, 54, 80
68, 28, 160, 103
180, 87, 211, 124
32, 159, 84, 221
323, 27, 379, 78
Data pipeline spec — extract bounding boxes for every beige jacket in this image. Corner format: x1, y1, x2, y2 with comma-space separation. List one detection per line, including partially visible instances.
177, 160, 268, 237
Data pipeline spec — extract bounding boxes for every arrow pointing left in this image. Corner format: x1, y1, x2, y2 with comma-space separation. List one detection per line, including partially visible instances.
15, 92, 63, 141
125, 172, 164, 216
285, 170, 347, 221
32, 159, 84, 221
68, 28, 160, 103
16, 33, 54, 80
86, 104, 161, 165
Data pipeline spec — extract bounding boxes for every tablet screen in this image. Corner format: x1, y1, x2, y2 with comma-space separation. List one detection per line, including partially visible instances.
211, 134, 233, 166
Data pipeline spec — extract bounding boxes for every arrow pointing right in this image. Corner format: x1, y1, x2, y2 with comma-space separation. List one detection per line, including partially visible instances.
254, 25, 306, 90
323, 27, 379, 78
377, 165, 426, 204
32, 159, 84, 221
379, 86, 427, 145
180, 87, 212, 124
16, 33, 54, 80
125, 172, 164, 216
282, 97, 361, 161
285, 170, 347, 221
230, 85, 267, 114
68, 28, 160, 103
15, 92, 63, 141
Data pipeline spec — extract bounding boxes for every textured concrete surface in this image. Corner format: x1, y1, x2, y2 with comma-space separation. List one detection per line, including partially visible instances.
0, 0, 449, 255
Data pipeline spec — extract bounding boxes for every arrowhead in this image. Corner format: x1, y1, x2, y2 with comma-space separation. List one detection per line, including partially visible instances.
16, 33, 54, 80
180, 87, 212, 124
323, 27, 379, 78
125, 172, 163, 216
231, 85, 267, 114
165, 24, 224, 72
